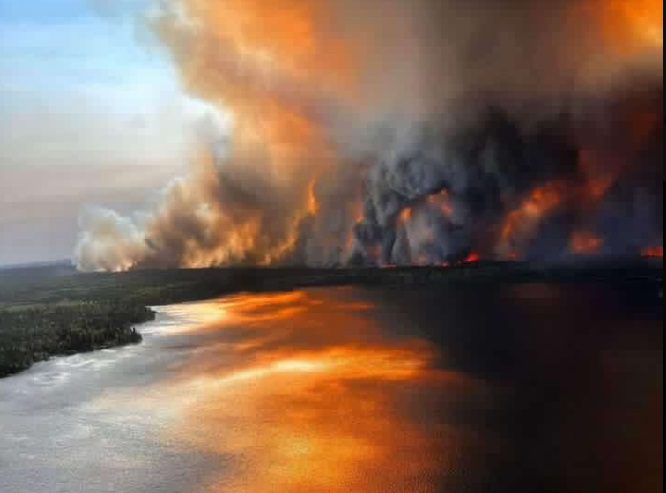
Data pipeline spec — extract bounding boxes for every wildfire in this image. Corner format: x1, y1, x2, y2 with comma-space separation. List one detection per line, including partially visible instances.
75, 0, 664, 272
398, 207, 413, 224
148, 0, 354, 267
498, 182, 566, 258
597, 0, 664, 52
570, 231, 604, 254
307, 179, 320, 216
642, 245, 664, 258
463, 252, 481, 263
578, 149, 615, 202
426, 189, 454, 219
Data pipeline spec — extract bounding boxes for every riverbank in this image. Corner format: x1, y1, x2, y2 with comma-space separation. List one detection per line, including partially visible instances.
0, 301, 153, 377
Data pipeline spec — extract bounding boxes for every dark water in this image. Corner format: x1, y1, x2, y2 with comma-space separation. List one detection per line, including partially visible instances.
0, 284, 661, 493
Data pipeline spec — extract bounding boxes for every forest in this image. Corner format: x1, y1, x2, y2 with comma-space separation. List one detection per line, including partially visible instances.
0, 301, 153, 377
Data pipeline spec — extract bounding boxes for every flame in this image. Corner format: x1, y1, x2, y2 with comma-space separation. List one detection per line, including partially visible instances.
570, 231, 604, 254
253, 179, 322, 266
463, 252, 481, 263
145, 154, 265, 268
148, 0, 356, 267
498, 182, 566, 258
597, 0, 663, 52
578, 149, 616, 202
399, 207, 413, 224
343, 199, 366, 257
642, 245, 664, 258
426, 189, 454, 219
307, 178, 320, 216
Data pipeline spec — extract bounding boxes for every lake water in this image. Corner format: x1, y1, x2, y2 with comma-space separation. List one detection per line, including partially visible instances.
0, 285, 661, 493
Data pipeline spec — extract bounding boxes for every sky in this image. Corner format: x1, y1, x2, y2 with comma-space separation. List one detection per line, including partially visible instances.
0, 0, 210, 265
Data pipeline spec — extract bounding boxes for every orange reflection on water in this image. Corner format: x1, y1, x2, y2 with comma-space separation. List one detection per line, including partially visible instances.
162, 288, 482, 493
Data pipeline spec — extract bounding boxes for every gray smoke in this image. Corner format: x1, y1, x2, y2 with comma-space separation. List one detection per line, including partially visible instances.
75, 0, 663, 270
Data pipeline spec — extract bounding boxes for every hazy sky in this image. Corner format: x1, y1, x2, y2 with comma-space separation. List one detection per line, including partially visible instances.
0, 0, 209, 265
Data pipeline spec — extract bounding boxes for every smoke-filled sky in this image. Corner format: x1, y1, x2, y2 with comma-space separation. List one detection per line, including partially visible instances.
0, 0, 662, 268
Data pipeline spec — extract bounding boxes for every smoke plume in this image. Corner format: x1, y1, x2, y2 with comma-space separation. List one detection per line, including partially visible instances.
75, 0, 663, 271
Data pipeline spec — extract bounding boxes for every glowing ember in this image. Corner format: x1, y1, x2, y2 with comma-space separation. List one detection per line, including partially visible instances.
463, 252, 481, 263
426, 190, 454, 219
596, 0, 664, 52
307, 179, 320, 216
399, 207, 413, 224
498, 182, 566, 258
642, 246, 664, 258
570, 231, 604, 255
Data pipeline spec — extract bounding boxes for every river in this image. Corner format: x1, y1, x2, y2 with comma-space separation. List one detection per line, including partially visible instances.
0, 285, 662, 493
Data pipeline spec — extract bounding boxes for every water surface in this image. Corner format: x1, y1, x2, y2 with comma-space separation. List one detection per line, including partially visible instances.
0, 285, 661, 492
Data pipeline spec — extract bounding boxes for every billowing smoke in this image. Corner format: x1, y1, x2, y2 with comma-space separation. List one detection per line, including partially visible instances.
75, 0, 663, 271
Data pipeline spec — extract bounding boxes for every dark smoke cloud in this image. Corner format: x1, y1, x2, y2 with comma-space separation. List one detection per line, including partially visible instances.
351, 86, 663, 265
75, 0, 663, 270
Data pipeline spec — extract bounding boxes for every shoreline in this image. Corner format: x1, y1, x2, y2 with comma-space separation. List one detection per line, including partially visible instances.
0, 303, 154, 378
1, 258, 662, 378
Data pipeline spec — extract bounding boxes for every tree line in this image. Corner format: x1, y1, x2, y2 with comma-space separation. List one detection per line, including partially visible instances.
0, 301, 153, 377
